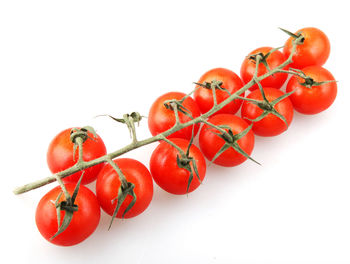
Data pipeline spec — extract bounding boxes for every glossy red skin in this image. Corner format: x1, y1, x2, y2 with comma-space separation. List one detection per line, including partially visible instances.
199, 114, 255, 167
240, 47, 288, 91
150, 138, 206, 195
283, 27, 330, 69
194, 68, 244, 115
241, 88, 294, 137
35, 184, 101, 246
96, 158, 153, 218
148, 92, 200, 140
286, 66, 337, 114
47, 128, 107, 184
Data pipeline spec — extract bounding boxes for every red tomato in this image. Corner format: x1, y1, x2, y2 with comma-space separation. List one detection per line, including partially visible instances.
241, 87, 294, 137
35, 184, 100, 246
283, 27, 330, 69
286, 66, 337, 114
240, 47, 288, 91
194, 68, 244, 115
148, 92, 200, 140
47, 128, 107, 184
150, 138, 206, 195
199, 114, 255, 167
96, 158, 153, 218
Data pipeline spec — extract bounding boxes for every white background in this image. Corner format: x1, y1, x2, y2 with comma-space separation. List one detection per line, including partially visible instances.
1, 0, 350, 263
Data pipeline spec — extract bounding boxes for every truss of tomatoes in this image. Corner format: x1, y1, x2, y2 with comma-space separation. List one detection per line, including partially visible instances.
35, 27, 337, 246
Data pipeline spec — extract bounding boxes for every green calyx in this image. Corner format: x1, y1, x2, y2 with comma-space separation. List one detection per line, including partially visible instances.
96, 112, 144, 141
209, 124, 260, 166
70, 126, 98, 161
99, 112, 143, 125
257, 101, 273, 111
176, 154, 201, 194
161, 127, 201, 194
247, 46, 284, 73
302, 77, 316, 88
194, 80, 230, 96
279, 27, 305, 44
288, 68, 336, 89
50, 175, 83, 240
194, 80, 223, 90
163, 99, 194, 119
248, 52, 271, 71
70, 126, 97, 144
238, 87, 295, 127
105, 158, 137, 230
300, 78, 336, 89
109, 181, 136, 230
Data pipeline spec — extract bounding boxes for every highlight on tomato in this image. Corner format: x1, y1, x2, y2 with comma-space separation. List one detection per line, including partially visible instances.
199, 114, 256, 167
149, 138, 206, 195
240, 47, 288, 91
148, 91, 201, 140
241, 87, 294, 137
47, 127, 107, 185
96, 158, 153, 219
283, 27, 330, 69
35, 183, 101, 246
194, 68, 244, 115
286, 66, 337, 115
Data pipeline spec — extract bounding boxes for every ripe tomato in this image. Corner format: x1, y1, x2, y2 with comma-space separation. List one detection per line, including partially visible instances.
47, 128, 107, 184
286, 66, 337, 115
199, 114, 255, 167
283, 27, 330, 69
194, 68, 244, 115
150, 138, 206, 195
240, 47, 288, 91
148, 92, 200, 140
96, 158, 153, 218
35, 184, 100, 246
241, 87, 294, 137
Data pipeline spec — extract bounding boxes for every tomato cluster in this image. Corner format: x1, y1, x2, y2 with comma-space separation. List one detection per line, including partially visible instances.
34, 27, 337, 246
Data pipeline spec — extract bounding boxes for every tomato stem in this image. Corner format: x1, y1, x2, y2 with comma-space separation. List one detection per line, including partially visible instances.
12, 32, 304, 195
159, 136, 187, 158
106, 158, 129, 190
54, 173, 71, 201
276, 68, 336, 89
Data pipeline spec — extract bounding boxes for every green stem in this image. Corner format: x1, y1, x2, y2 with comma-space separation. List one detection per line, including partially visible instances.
12, 34, 303, 195
106, 158, 129, 189
76, 137, 84, 163
201, 119, 227, 134
159, 136, 186, 158
54, 173, 71, 201
128, 116, 138, 144
171, 102, 181, 125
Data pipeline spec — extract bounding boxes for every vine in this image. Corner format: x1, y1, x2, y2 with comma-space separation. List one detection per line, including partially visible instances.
13, 32, 308, 196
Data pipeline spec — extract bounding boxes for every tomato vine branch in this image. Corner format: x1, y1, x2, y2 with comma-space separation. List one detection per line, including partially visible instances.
13, 34, 305, 196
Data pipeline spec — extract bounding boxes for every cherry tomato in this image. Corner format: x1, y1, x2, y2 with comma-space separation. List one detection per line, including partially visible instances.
240, 47, 288, 91
241, 87, 294, 137
35, 184, 100, 246
150, 138, 206, 195
286, 66, 337, 115
199, 114, 255, 167
47, 128, 107, 185
194, 68, 244, 115
148, 91, 200, 140
96, 158, 153, 218
283, 27, 330, 69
